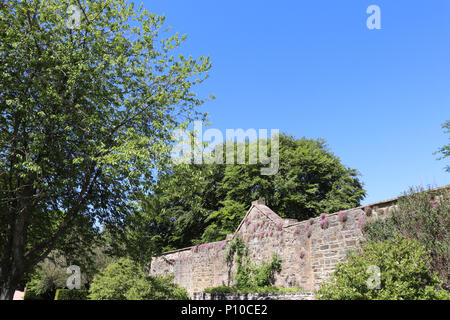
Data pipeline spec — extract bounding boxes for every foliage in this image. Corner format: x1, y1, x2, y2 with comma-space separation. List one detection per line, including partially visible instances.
249, 255, 282, 288
224, 237, 282, 290
0, 0, 210, 299
364, 186, 450, 286
54, 289, 88, 300
204, 285, 303, 294
204, 286, 236, 294
435, 120, 450, 172
88, 258, 188, 300
24, 244, 116, 299
25, 255, 68, 300
137, 134, 365, 251
23, 287, 44, 300
317, 235, 450, 300
125, 274, 189, 300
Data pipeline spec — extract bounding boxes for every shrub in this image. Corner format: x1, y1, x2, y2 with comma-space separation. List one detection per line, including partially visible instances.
88, 258, 189, 300
125, 274, 189, 300
250, 255, 282, 287
204, 285, 303, 294
204, 286, 236, 294
54, 289, 88, 300
317, 235, 450, 300
364, 186, 450, 287
24, 256, 68, 300
23, 287, 44, 300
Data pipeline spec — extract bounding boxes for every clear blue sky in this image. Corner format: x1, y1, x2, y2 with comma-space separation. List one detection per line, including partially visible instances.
141, 0, 450, 204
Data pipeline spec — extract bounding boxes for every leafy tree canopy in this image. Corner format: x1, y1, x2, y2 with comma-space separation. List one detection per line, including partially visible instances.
126, 134, 365, 254
0, 0, 210, 299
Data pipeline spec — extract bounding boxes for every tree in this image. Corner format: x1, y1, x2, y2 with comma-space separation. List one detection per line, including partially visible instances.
134, 134, 365, 251
436, 120, 450, 172
88, 258, 189, 300
317, 235, 450, 300
0, 0, 210, 299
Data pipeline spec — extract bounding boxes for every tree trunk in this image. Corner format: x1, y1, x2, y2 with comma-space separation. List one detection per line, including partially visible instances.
0, 283, 16, 300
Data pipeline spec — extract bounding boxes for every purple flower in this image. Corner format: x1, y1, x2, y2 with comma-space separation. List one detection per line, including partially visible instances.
305, 225, 312, 238
358, 215, 366, 229
320, 217, 329, 229
338, 210, 347, 223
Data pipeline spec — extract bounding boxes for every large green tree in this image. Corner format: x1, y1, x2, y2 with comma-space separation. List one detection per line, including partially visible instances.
0, 0, 210, 299
129, 134, 365, 253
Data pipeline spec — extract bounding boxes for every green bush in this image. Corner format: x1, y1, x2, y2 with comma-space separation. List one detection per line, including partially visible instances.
364, 186, 449, 287
54, 289, 89, 300
23, 288, 44, 300
24, 257, 68, 300
251, 255, 282, 287
88, 258, 189, 300
317, 235, 450, 300
204, 285, 302, 294
204, 286, 236, 294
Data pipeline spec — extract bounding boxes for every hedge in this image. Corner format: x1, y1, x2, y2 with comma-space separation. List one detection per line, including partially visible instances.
23, 288, 44, 300
204, 285, 303, 294
54, 289, 89, 300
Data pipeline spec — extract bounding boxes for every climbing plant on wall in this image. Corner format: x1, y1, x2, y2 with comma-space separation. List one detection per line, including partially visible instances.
223, 237, 282, 289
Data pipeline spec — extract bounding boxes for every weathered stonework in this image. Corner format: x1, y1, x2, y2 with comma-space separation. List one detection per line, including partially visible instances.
149, 193, 426, 297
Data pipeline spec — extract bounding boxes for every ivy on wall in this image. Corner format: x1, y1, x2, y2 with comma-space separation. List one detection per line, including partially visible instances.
223, 237, 282, 289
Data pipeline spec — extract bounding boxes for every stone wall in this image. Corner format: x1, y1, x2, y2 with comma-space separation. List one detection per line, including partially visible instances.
148, 195, 406, 296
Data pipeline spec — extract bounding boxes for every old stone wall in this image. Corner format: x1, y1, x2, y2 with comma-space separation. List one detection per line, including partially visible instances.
149, 197, 401, 295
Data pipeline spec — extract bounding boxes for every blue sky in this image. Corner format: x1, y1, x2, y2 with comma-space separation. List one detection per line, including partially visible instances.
142, 0, 450, 204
